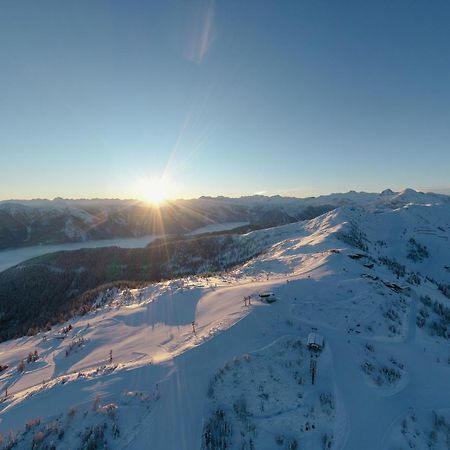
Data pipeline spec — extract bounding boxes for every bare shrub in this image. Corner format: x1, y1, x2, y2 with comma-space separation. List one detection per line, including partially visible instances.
26, 417, 41, 431
17, 359, 26, 372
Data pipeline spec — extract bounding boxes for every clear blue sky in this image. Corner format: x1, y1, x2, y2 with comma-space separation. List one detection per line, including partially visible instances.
1, 0, 450, 200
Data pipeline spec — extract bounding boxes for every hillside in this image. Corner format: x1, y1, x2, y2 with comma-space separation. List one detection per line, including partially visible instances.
0, 196, 330, 250
0, 199, 450, 449
0, 232, 265, 342
1, 188, 447, 250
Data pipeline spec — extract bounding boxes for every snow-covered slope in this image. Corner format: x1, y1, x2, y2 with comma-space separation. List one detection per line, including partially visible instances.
1, 188, 448, 250
1, 202, 450, 449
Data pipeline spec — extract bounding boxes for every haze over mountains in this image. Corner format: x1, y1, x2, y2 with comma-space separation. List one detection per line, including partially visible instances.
1, 189, 448, 250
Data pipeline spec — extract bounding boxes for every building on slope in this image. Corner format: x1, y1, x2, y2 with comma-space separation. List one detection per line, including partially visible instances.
258, 292, 277, 303
307, 332, 324, 351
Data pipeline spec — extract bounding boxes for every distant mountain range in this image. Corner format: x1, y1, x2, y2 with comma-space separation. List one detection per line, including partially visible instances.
0, 189, 448, 250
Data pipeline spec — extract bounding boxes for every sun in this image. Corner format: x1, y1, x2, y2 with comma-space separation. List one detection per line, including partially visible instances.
143, 179, 168, 205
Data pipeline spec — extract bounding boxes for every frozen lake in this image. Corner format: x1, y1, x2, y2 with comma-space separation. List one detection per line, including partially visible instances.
0, 221, 248, 273
188, 221, 248, 235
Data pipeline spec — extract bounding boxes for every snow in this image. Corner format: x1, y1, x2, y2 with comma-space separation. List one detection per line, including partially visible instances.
1, 198, 450, 449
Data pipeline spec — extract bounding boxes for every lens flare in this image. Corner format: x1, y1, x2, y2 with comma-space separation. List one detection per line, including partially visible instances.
142, 179, 168, 205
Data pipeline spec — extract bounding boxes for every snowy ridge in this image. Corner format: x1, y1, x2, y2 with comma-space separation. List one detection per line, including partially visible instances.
1, 188, 448, 251
0, 201, 450, 449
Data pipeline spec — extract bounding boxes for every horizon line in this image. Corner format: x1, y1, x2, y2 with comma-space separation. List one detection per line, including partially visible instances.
1, 186, 450, 203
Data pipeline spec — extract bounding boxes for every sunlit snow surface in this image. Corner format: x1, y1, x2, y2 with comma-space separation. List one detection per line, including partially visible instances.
0, 203, 450, 449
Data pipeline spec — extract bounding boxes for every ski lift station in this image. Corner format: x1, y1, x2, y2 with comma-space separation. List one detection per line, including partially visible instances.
307, 332, 324, 351
258, 292, 276, 303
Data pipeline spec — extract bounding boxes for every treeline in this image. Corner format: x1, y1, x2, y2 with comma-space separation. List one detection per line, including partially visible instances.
0, 233, 260, 342
0, 201, 230, 249
0, 198, 333, 250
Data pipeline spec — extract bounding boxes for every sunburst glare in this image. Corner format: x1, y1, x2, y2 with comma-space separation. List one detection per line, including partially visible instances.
141, 178, 169, 205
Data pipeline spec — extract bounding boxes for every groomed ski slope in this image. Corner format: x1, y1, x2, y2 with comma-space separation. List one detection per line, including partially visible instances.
1, 202, 450, 449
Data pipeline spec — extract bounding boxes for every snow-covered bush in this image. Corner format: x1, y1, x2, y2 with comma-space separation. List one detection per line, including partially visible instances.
389, 408, 450, 449
65, 337, 86, 357
321, 433, 333, 449
361, 344, 404, 388
418, 296, 450, 339
201, 408, 233, 450
80, 423, 107, 450
377, 366, 402, 385
379, 256, 406, 278
25, 417, 41, 431
406, 272, 421, 285
416, 311, 427, 328
232, 396, 249, 422
319, 393, 335, 416
17, 359, 25, 372
336, 221, 369, 251
27, 350, 39, 363
407, 238, 429, 262
438, 283, 450, 299
31, 430, 46, 449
